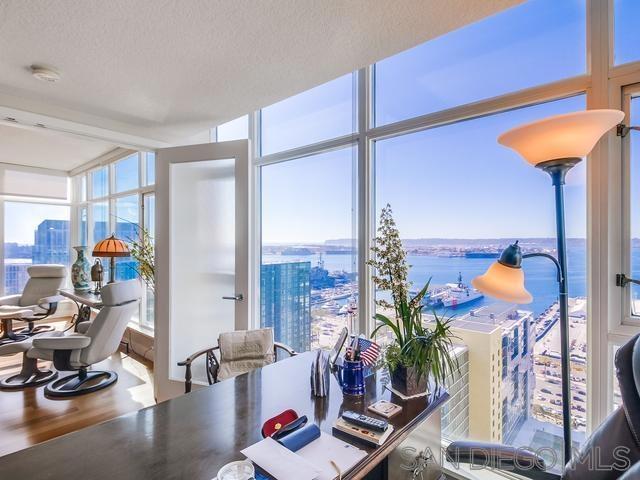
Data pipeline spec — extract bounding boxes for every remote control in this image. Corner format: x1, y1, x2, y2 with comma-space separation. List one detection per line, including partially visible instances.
342, 410, 388, 432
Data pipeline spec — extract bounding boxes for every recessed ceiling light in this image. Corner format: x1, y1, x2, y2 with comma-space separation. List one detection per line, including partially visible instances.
30, 65, 61, 83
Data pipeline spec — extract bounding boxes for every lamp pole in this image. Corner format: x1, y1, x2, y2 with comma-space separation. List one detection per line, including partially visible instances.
535, 157, 580, 465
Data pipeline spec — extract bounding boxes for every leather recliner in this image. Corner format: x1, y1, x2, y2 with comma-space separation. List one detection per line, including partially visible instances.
26, 280, 141, 398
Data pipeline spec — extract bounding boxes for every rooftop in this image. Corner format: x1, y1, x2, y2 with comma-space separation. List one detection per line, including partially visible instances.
443, 303, 533, 334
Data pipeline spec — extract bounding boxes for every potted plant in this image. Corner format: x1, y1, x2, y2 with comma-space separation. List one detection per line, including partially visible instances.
368, 205, 459, 397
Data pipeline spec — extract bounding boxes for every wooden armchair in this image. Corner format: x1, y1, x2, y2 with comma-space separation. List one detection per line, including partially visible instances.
178, 333, 295, 393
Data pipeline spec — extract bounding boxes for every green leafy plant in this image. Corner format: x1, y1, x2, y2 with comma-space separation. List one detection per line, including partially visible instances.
113, 215, 155, 292
368, 204, 459, 389
128, 225, 155, 293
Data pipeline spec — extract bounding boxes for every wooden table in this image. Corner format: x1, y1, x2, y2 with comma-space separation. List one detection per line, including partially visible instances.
59, 289, 103, 309
0, 352, 448, 480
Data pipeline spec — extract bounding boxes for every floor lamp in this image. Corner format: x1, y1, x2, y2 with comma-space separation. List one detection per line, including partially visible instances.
471, 109, 624, 464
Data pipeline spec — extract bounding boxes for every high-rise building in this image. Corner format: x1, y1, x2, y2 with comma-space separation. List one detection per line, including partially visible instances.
32, 219, 70, 265
441, 345, 470, 441
261, 262, 311, 353
4, 260, 31, 295
444, 304, 535, 444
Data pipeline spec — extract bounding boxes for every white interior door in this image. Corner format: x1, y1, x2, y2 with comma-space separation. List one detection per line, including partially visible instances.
154, 140, 251, 401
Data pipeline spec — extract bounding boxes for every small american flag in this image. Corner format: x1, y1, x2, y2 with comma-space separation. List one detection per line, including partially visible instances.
346, 337, 380, 366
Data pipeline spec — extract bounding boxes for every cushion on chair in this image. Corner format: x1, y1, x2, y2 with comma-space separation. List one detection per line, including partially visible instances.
100, 279, 141, 306
27, 331, 79, 364
79, 281, 140, 366
0, 307, 33, 319
0, 337, 34, 356
0, 331, 63, 356
20, 265, 66, 307
32, 333, 91, 351
27, 265, 67, 278
218, 328, 275, 381
76, 321, 92, 334
0, 295, 22, 307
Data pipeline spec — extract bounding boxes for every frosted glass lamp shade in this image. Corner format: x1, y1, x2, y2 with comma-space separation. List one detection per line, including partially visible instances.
498, 109, 625, 166
472, 261, 533, 304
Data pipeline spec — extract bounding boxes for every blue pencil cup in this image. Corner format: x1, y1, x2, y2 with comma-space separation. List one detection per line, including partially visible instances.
335, 359, 365, 396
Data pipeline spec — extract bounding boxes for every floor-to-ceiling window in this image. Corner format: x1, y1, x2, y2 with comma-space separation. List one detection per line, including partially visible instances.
4, 201, 70, 294
374, 95, 587, 454
204, 0, 640, 473
260, 147, 358, 352
72, 151, 155, 330
255, 74, 358, 353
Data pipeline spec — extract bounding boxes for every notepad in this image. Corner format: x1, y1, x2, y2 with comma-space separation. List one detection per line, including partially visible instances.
242, 432, 366, 480
241, 437, 320, 480
296, 432, 367, 480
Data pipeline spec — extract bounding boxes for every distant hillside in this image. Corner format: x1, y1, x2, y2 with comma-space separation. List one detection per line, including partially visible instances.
324, 238, 587, 247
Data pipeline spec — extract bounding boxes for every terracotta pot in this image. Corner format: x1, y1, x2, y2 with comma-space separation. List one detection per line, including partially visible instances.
390, 364, 429, 397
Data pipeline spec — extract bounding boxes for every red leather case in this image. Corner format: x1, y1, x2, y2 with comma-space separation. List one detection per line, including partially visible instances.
261, 409, 299, 438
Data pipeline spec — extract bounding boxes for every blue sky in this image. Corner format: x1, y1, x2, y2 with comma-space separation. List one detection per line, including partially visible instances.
5, 202, 69, 245
260, 0, 591, 244
9, 0, 640, 246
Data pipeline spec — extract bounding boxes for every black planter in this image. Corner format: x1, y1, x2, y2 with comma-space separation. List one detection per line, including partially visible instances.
390, 364, 429, 397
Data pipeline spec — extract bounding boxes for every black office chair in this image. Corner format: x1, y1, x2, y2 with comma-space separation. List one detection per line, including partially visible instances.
446, 334, 640, 479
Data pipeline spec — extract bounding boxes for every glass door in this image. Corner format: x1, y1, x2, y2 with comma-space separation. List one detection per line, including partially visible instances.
154, 141, 251, 401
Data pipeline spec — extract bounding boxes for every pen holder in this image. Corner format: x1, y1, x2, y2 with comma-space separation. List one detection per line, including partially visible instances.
335, 359, 365, 396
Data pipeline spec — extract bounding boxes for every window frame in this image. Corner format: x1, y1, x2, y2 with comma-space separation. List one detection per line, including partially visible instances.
620, 83, 640, 327
0, 195, 72, 297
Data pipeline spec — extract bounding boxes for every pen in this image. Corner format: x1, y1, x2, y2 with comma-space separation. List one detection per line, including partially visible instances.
330, 460, 342, 480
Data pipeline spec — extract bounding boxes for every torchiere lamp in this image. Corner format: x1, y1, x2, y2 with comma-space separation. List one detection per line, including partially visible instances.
92, 234, 131, 284
472, 109, 624, 464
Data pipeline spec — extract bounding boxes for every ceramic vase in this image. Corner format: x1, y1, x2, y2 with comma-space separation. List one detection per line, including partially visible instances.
71, 246, 91, 292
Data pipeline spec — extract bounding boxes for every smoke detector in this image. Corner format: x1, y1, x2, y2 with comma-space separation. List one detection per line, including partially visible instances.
30, 65, 61, 83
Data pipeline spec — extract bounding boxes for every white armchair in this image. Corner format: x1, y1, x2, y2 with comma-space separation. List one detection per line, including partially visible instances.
26, 280, 141, 398
0, 265, 66, 346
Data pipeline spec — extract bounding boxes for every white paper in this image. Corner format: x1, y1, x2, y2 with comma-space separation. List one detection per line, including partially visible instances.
296, 432, 367, 480
241, 437, 320, 480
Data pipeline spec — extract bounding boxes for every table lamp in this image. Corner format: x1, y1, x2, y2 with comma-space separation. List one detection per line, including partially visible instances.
472, 109, 624, 464
92, 234, 131, 284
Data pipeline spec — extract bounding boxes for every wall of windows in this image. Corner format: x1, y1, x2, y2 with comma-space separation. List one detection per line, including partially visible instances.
205, 0, 640, 469
4, 201, 70, 294
373, 0, 586, 126
72, 151, 155, 330
260, 147, 358, 352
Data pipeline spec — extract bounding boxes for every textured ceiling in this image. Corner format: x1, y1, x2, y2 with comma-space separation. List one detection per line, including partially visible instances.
0, 0, 521, 150
0, 123, 116, 170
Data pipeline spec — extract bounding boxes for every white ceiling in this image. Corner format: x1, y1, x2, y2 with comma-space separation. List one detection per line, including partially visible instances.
0, 0, 521, 166
0, 123, 117, 171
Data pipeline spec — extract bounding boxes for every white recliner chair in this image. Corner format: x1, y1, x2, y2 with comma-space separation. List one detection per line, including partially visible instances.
26, 280, 141, 398
0, 265, 66, 345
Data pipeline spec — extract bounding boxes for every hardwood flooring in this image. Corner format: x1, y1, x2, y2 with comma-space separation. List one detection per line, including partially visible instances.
0, 321, 155, 458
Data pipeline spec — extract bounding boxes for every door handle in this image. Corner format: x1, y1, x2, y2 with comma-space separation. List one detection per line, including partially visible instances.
222, 294, 244, 301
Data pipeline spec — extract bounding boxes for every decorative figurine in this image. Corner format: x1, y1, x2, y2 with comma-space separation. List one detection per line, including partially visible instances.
91, 258, 104, 295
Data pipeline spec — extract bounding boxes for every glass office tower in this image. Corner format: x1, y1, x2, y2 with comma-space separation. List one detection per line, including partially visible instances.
261, 262, 311, 353
32, 219, 70, 265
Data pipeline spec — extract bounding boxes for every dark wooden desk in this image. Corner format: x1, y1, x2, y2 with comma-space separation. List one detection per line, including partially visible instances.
0, 352, 447, 480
